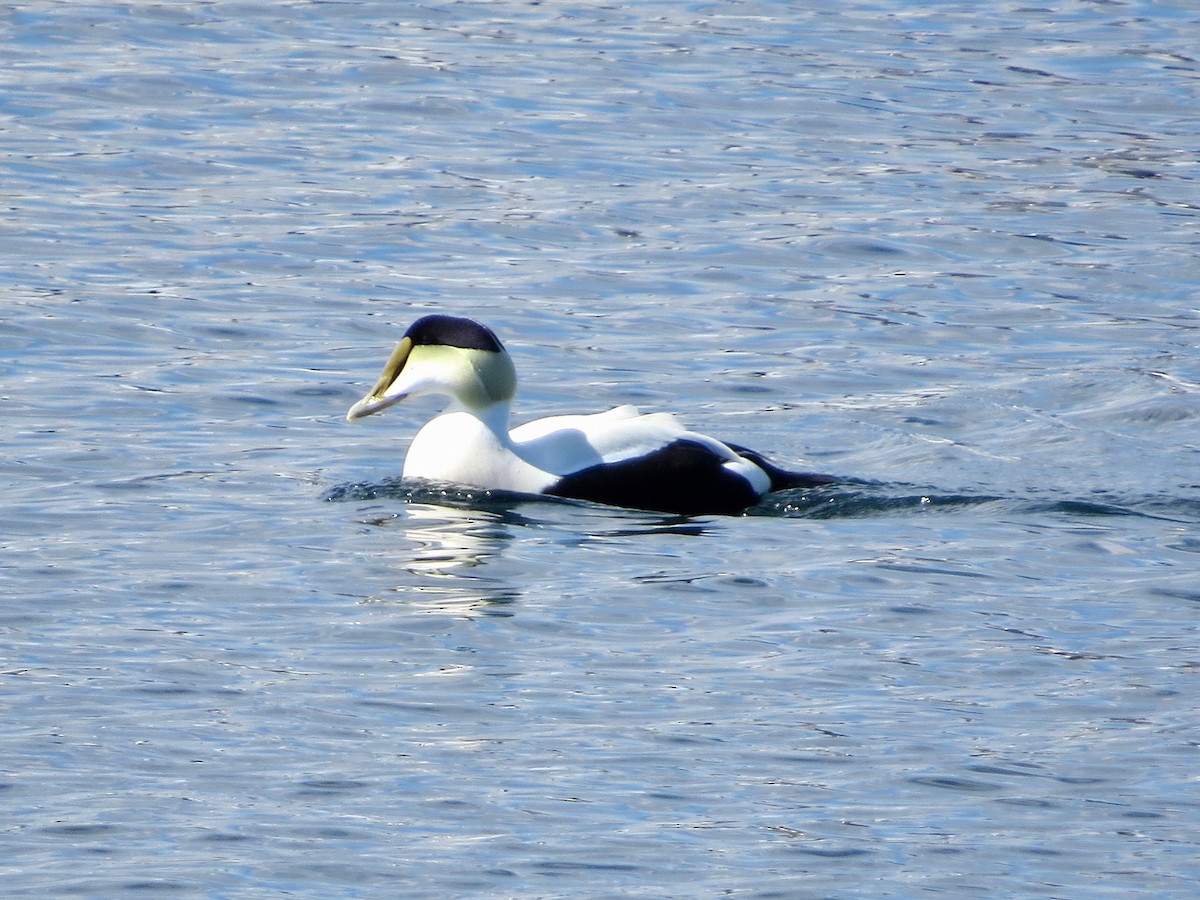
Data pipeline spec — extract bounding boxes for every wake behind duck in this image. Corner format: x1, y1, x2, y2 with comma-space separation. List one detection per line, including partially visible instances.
346, 314, 836, 515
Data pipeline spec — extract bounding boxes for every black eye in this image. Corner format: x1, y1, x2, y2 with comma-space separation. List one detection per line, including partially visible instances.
404, 315, 504, 353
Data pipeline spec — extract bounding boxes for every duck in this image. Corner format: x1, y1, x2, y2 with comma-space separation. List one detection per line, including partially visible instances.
346, 314, 835, 515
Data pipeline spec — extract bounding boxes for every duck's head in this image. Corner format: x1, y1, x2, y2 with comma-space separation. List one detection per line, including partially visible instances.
346, 315, 517, 421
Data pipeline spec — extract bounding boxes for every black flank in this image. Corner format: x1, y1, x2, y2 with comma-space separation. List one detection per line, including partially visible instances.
546, 439, 761, 516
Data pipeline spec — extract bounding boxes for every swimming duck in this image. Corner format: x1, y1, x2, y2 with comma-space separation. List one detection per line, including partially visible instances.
346, 315, 834, 515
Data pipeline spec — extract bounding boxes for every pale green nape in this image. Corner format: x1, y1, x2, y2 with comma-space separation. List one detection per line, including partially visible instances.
410, 343, 517, 409
471, 343, 518, 405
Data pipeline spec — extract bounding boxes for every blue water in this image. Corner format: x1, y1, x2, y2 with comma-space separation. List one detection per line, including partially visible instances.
3, 1, 1199, 896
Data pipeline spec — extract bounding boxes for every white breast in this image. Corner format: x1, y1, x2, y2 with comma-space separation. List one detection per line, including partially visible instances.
402, 410, 557, 494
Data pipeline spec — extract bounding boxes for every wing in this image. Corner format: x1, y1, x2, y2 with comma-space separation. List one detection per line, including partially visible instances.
509, 406, 772, 515
509, 405, 696, 474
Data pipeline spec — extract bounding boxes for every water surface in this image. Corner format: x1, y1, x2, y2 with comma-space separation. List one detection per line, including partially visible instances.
2, 1, 1199, 896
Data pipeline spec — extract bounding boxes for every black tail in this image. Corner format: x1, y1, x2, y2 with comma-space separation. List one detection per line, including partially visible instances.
727, 444, 840, 492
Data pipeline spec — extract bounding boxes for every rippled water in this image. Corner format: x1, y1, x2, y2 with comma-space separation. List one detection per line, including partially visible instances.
3, 1, 1199, 896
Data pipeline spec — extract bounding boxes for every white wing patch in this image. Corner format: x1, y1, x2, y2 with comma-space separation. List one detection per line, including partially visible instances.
510, 405, 729, 476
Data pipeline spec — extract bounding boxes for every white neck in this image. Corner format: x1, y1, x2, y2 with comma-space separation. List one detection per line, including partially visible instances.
446, 398, 511, 440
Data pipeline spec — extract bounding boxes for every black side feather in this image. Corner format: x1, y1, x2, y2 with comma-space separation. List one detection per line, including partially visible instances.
546, 439, 762, 516
725, 443, 839, 492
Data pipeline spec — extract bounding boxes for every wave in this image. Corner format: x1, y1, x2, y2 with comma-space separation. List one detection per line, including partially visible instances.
325, 477, 1200, 524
